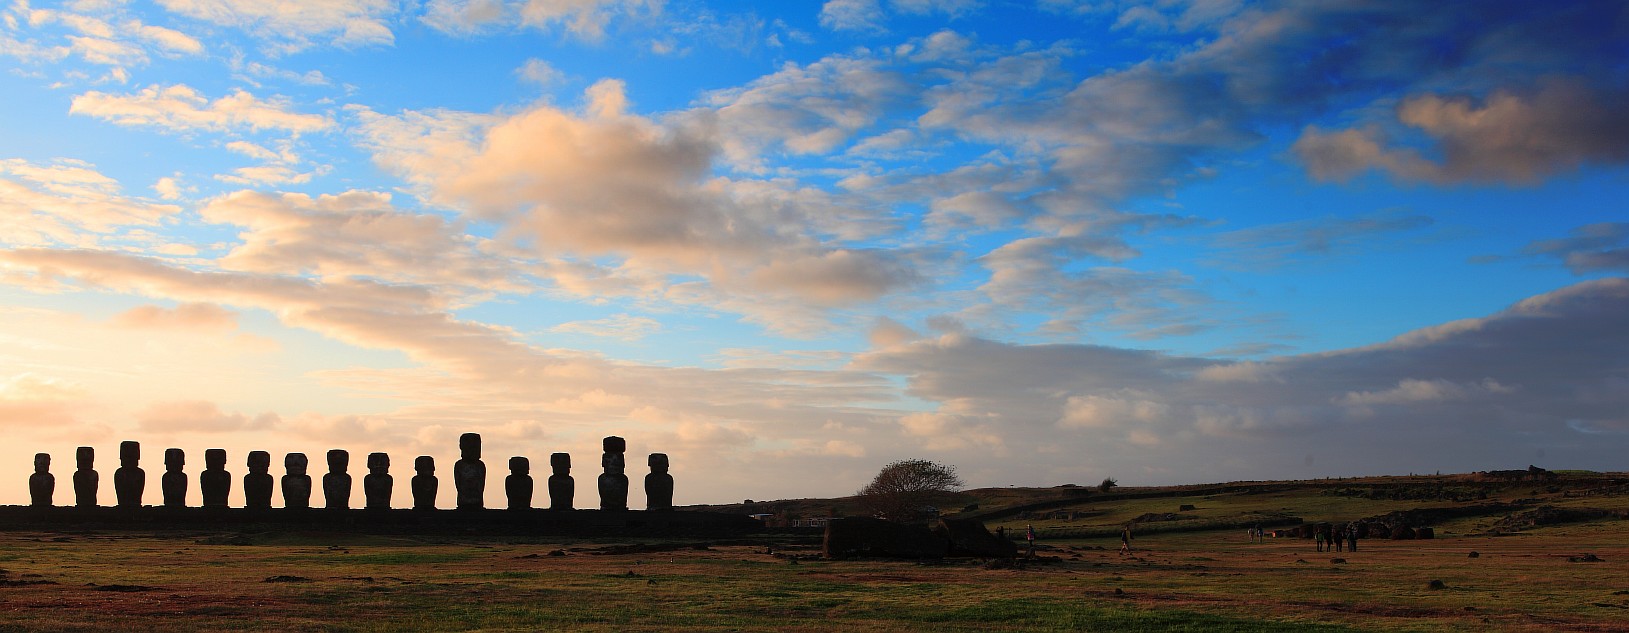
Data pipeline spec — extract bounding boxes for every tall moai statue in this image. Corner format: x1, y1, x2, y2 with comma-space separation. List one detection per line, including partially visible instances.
29, 453, 54, 507
200, 448, 231, 508
645, 453, 673, 511
598, 436, 629, 511
506, 457, 533, 510
73, 446, 98, 507
162, 448, 187, 507
324, 449, 351, 510
411, 456, 437, 511
113, 440, 145, 508
454, 433, 485, 510
547, 453, 573, 511
364, 452, 392, 510
244, 451, 274, 510
282, 453, 312, 510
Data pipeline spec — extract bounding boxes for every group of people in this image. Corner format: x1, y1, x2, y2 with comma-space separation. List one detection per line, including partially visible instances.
1245, 523, 1360, 552
1313, 523, 1360, 552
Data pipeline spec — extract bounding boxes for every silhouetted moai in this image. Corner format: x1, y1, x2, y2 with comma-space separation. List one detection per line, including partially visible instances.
29, 453, 53, 507
364, 452, 392, 510
162, 448, 187, 507
324, 449, 351, 510
506, 457, 533, 510
548, 453, 573, 511
645, 453, 673, 511
244, 451, 274, 510
598, 436, 628, 511
282, 453, 312, 510
411, 456, 437, 511
113, 440, 145, 509
454, 433, 485, 510
201, 448, 231, 508
73, 446, 98, 507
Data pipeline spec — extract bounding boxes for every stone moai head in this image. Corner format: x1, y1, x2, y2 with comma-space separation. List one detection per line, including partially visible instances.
120, 441, 140, 465
285, 452, 308, 476
34, 453, 49, 473
205, 448, 226, 470
415, 455, 434, 475
649, 453, 669, 474
602, 452, 625, 474
248, 450, 271, 473
509, 456, 529, 475
550, 453, 570, 475
165, 448, 184, 471
368, 452, 389, 473
459, 433, 481, 459
327, 449, 349, 473
76, 446, 94, 469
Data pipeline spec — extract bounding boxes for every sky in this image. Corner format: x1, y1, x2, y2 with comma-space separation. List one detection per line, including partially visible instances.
1, 0, 1627, 509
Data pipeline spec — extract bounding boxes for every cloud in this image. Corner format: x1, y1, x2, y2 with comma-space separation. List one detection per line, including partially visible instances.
1208, 210, 1435, 268
515, 58, 563, 86
354, 81, 921, 324
110, 302, 239, 332
854, 278, 1629, 480
550, 314, 662, 341
0, 373, 89, 428
819, 0, 885, 33
70, 84, 334, 134
0, 158, 181, 248
1520, 223, 1629, 274
135, 400, 279, 433
422, 0, 661, 39
156, 0, 395, 53
1295, 82, 1629, 184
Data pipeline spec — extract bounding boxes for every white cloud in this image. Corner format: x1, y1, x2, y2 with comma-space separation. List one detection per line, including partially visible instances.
550, 314, 662, 341
70, 84, 334, 134
423, 0, 661, 40
156, 0, 396, 53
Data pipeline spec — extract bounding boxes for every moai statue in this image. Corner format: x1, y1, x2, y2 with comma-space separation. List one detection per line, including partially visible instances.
73, 446, 98, 507
113, 441, 145, 509
282, 453, 312, 510
324, 449, 351, 510
162, 448, 187, 508
598, 436, 628, 511
244, 451, 274, 510
364, 452, 392, 511
29, 453, 53, 507
547, 453, 574, 511
645, 453, 673, 511
506, 457, 533, 510
453, 433, 485, 510
200, 448, 231, 508
411, 456, 437, 511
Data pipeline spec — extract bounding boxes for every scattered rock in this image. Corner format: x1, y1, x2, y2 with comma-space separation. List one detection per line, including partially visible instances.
93, 584, 155, 592
0, 579, 57, 587
1568, 553, 1604, 563
1329, 558, 1346, 564
514, 553, 542, 559
1468, 551, 1480, 558
932, 517, 1017, 559
1114, 588, 1125, 596
1178, 504, 1196, 511
264, 575, 312, 583
1428, 580, 1447, 590
547, 549, 566, 557
823, 517, 949, 560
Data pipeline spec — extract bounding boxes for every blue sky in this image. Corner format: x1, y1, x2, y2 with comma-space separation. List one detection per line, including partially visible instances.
2, 0, 1626, 507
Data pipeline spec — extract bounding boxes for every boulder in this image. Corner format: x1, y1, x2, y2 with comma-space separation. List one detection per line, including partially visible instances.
823, 517, 948, 560
933, 517, 1017, 558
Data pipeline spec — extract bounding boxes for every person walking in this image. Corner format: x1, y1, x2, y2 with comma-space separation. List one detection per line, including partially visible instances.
1025, 523, 1036, 557
1119, 524, 1133, 556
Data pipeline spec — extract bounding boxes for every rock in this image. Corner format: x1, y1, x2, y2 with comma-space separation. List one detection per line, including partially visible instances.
1428, 580, 1447, 590
1568, 553, 1604, 563
932, 517, 1017, 558
823, 516, 949, 559
1389, 526, 1417, 540
1178, 504, 1196, 511
1468, 551, 1480, 558
1330, 558, 1346, 564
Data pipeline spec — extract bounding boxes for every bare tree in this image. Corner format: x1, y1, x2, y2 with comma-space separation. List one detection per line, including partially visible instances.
856, 459, 965, 523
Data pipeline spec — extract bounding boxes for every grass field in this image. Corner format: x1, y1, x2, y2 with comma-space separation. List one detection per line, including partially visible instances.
3, 474, 1627, 631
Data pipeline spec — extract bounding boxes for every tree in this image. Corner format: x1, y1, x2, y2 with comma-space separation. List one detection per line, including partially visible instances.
1098, 477, 1118, 493
856, 459, 965, 523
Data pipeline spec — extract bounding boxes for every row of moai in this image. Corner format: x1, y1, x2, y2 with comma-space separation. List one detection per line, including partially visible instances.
25, 434, 674, 512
